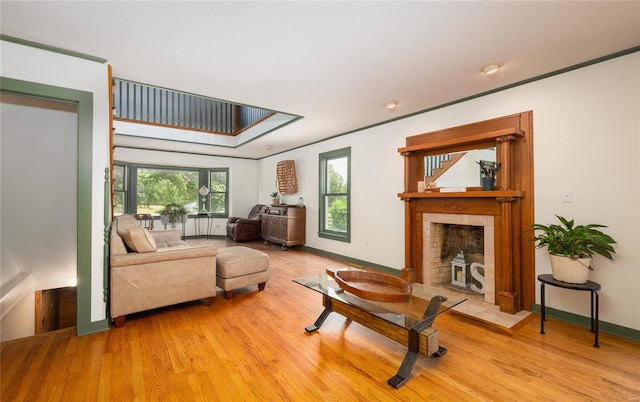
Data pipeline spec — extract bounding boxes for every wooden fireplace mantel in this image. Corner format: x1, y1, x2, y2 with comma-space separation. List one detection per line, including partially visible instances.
398, 112, 535, 314
398, 190, 524, 200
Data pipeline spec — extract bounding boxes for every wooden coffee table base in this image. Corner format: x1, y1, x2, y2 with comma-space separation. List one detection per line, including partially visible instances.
305, 293, 447, 388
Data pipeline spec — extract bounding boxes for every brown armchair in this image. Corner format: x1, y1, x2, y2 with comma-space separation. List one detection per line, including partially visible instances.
226, 204, 267, 242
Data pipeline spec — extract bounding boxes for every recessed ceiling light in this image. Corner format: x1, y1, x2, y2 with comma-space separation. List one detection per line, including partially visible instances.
385, 100, 399, 111
483, 64, 501, 76
265, 145, 273, 150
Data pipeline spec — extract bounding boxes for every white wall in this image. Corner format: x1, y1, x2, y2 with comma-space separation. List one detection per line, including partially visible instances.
258, 53, 640, 331
114, 148, 259, 232
1, 40, 110, 324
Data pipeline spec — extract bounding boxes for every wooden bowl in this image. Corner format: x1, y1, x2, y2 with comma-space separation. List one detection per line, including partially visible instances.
326, 268, 411, 303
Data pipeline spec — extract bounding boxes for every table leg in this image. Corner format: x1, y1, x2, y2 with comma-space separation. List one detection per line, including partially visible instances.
593, 290, 599, 348
387, 296, 446, 389
540, 282, 546, 334
305, 295, 332, 333
388, 329, 420, 389
207, 216, 214, 238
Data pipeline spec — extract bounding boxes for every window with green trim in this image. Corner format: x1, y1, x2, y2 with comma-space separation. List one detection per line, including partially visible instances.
319, 147, 350, 242
112, 164, 127, 215
208, 169, 228, 214
114, 163, 229, 218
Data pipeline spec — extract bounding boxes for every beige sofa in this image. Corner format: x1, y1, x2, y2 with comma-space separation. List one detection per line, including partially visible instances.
110, 214, 218, 327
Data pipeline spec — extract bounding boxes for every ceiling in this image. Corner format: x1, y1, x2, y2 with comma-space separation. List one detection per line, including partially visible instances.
2, 1, 639, 159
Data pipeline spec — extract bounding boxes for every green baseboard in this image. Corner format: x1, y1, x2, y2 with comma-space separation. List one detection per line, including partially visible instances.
531, 304, 639, 342
300, 246, 400, 277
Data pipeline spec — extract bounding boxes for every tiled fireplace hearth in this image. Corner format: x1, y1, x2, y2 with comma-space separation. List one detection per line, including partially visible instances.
423, 213, 495, 304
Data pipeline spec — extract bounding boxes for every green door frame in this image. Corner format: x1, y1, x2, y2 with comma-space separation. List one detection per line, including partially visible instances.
1, 76, 109, 335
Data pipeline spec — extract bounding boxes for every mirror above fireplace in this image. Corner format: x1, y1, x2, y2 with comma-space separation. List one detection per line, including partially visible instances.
424, 147, 496, 188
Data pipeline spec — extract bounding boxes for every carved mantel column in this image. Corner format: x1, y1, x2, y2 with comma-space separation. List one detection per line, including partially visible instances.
496, 196, 521, 314
496, 135, 516, 191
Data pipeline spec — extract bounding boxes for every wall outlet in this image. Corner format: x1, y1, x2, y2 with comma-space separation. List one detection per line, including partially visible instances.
561, 190, 573, 203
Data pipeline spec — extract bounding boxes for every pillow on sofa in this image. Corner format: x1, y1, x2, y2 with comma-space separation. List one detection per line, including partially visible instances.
117, 220, 157, 253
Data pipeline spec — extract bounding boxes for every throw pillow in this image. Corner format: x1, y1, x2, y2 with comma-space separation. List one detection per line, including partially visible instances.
119, 224, 157, 253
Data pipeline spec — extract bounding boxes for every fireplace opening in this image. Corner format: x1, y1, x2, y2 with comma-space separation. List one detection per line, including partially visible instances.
431, 223, 484, 289
423, 213, 495, 304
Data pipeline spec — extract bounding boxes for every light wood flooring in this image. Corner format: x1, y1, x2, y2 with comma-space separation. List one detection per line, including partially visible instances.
2, 239, 639, 401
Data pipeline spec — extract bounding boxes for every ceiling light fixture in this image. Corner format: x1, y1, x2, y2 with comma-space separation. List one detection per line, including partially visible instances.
483, 64, 501, 76
265, 145, 273, 151
385, 100, 399, 111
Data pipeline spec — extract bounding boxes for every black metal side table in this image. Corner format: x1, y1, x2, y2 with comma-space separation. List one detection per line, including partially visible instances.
538, 274, 601, 347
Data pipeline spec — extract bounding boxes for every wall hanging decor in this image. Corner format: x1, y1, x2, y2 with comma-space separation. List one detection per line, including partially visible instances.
277, 160, 298, 194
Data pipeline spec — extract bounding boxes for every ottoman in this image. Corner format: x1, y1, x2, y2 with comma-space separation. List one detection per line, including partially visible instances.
216, 246, 269, 299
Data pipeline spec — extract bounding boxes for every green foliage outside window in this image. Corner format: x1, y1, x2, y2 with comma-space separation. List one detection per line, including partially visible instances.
326, 164, 347, 232
319, 148, 350, 241
209, 171, 228, 214
137, 168, 198, 215
113, 165, 125, 215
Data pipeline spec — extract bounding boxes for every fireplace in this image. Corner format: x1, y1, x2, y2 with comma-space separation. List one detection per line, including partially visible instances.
397, 112, 535, 313
423, 213, 495, 304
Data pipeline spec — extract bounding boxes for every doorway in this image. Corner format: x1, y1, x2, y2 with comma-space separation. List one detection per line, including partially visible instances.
1, 92, 78, 337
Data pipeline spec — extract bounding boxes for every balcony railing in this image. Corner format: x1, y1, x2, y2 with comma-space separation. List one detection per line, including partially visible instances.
112, 78, 272, 135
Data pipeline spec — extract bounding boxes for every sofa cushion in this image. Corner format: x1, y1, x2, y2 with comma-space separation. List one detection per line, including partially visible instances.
117, 217, 157, 253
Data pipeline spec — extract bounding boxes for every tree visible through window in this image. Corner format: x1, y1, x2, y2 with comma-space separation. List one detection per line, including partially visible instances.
319, 147, 350, 242
113, 164, 126, 215
209, 170, 228, 214
113, 163, 229, 217
136, 168, 199, 215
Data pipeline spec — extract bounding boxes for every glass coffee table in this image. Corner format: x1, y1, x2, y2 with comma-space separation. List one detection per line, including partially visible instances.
293, 268, 466, 388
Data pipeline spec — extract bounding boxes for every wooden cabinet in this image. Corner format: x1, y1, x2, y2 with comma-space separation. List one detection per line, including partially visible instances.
262, 205, 305, 248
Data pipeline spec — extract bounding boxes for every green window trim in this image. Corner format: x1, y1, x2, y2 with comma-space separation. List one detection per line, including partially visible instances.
318, 147, 351, 242
114, 162, 230, 218
208, 169, 229, 215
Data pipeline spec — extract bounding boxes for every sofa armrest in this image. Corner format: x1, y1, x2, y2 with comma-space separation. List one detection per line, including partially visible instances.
228, 217, 241, 224
149, 229, 182, 243
234, 219, 261, 225
110, 245, 217, 268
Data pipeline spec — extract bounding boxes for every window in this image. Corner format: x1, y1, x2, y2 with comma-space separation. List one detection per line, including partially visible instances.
135, 166, 199, 215
209, 169, 228, 214
319, 147, 350, 242
114, 163, 229, 218
112, 164, 126, 215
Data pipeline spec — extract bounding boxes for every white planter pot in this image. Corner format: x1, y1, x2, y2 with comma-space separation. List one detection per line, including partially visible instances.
549, 254, 592, 284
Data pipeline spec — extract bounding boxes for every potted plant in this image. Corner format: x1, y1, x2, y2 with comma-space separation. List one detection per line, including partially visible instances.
159, 203, 188, 228
531, 215, 617, 284
270, 191, 280, 205
476, 160, 500, 191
